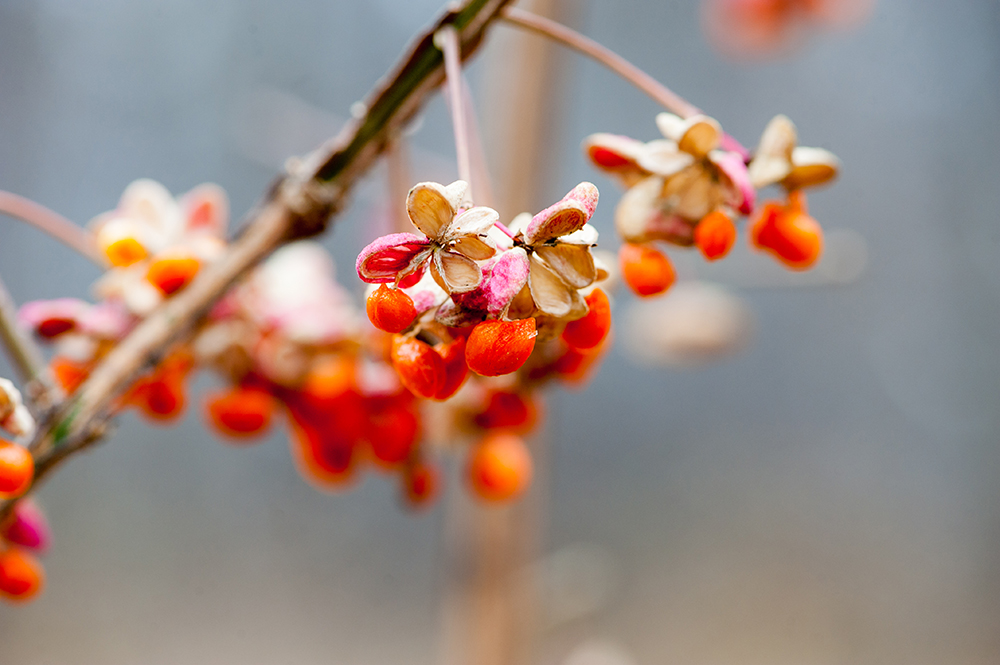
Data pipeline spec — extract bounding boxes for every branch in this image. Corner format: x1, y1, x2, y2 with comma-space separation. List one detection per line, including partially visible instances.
0, 275, 58, 409
0, 191, 101, 265
0, 0, 517, 519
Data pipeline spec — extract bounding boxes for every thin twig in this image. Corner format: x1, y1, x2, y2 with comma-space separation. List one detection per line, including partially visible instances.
0, 191, 102, 265
0, 275, 57, 409
0, 0, 516, 521
500, 7, 702, 118
436, 25, 475, 195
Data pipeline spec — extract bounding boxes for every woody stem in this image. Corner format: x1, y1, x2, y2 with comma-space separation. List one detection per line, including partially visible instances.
0, 191, 102, 265
436, 25, 475, 196
500, 7, 701, 118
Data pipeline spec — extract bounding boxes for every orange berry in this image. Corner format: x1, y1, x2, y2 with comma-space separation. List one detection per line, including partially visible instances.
146, 253, 200, 295
128, 372, 186, 423
694, 210, 737, 261
205, 386, 275, 440
465, 318, 537, 377
390, 335, 445, 398
433, 336, 469, 400
287, 419, 358, 490
620, 243, 676, 297
751, 195, 823, 270
467, 433, 533, 502
104, 236, 148, 268
50, 356, 91, 394
0, 548, 44, 602
562, 288, 611, 350
0, 441, 33, 500
366, 284, 417, 333
367, 401, 419, 465
403, 462, 439, 508
473, 390, 539, 433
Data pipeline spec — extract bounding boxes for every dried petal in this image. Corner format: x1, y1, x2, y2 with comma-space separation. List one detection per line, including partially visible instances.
447, 206, 499, 239
637, 139, 696, 177
785, 146, 840, 189
656, 113, 722, 158
711, 149, 757, 215
407, 182, 457, 240
434, 249, 483, 294
528, 255, 575, 318
534, 243, 597, 289
180, 183, 229, 237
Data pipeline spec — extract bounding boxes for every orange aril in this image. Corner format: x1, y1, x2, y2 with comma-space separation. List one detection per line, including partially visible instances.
0, 441, 33, 500
390, 335, 445, 399
620, 243, 676, 297
473, 390, 539, 433
433, 336, 469, 400
465, 318, 537, 377
50, 357, 91, 394
694, 210, 737, 261
0, 548, 44, 602
104, 236, 148, 268
750, 191, 823, 270
205, 386, 275, 440
467, 432, 533, 503
403, 462, 438, 508
366, 284, 417, 333
146, 252, 200, 295
367, 400, 419, 465
562, 288, 611, 350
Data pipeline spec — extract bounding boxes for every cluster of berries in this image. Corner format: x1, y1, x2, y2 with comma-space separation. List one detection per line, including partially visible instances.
0, 380, 47, 602
585, 113, 839, 297
357, 179, 613, 500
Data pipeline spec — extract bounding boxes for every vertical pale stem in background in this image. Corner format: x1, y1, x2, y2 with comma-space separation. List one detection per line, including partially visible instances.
386, 137, 413, 234
437, 26, 475, 198
439, 2, 572, 665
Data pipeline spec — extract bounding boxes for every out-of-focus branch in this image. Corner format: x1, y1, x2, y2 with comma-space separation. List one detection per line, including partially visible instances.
500, 6, 702, 118
0, 0, 517, 519
0, 275, 57, 409
0, 191, 101, 265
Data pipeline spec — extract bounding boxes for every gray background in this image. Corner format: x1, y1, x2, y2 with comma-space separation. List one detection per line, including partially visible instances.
1, 0, 998, 663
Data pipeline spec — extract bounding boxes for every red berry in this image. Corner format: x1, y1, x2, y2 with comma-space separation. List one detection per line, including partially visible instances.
366, 284, 417, 333
467, 433, 533, 502
620, 243, 675, 297
465, 319, 537, 377
562, 288, 611, 350
694, 210, 737, 261
0, 547, 44, 602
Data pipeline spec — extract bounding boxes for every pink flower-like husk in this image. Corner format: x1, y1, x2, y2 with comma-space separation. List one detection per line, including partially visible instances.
437, 249, 530, 326
355, 233, 432, 284
713, 150, 757, 215
78, 301, 133, 339
18, 298, 90, 337
2, 499, 51, 553
525, 183, 599, 244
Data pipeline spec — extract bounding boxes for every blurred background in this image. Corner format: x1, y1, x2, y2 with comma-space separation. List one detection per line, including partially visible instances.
1, 0, 998, 663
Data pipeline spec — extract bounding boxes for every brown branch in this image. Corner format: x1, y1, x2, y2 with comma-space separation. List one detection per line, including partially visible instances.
0, 0, 517, 518
0, 275, 59, 410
